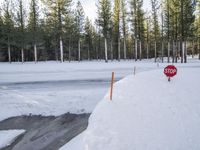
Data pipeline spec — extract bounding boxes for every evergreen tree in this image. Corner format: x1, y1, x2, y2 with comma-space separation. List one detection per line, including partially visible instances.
96, 0, 112, 62
28, 0, 39, 63
130, 0, 145, 61
130, 0, 138, 61
137, 0, 145, 60
75, 1, 85, 61
64, 13, 76, 61
0, 11, 5, 61
151, 0, 160, 62
121, 0, 128, 59
84, 17, 93, 60
16, 0, 26, 63
41, 0, 72, 62
3, 0, 14, 63
113, 0, 121, 61
195, 0, 200, 59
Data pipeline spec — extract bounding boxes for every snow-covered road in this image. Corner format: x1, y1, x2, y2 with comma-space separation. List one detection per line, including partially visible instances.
0, 60, 142, 121
0, 59, 199, 121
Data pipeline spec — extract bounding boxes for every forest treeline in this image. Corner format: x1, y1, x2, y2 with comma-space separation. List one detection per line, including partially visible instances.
0, 0, 200, 63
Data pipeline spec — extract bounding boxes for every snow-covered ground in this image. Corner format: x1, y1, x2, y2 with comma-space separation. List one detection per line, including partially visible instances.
0, 58, 199, 149
0, 60, 160, 121
60, 58, 200, 150
0, 130, 25, 149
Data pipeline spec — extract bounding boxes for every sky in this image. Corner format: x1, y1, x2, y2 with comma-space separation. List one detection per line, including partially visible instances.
78, 0, 152, 22
0, 0, 152, 23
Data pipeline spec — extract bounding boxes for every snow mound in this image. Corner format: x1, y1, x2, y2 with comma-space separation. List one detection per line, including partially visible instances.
0, 130, 25, 149
84, 68, 200, 150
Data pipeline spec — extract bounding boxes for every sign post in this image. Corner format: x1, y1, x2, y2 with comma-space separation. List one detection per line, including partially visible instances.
164, 65, 177, 82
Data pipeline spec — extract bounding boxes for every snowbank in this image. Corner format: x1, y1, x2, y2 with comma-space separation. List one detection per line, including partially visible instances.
84, 67, 200, 150
0, 130, 25, 149
60, 133, 85, 150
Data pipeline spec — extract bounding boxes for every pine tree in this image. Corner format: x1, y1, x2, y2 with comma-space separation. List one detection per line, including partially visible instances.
97, 0, 112, 62
151, 0, 160, 62
64, 13, 75, 62
113, 0, 121, 61
16, 0, 26, 63
28, 0, 39, 63
121, 0, 128, 59
130, 0, 145, 61
195, 0, 200, 59
75, 1, 85, 62
0, 11, 4, 61
137, 0, 145, 60
41, 0, 72, 62
84, 17, 93, 60
130, 0, 138, 61
3, 0, 14, 63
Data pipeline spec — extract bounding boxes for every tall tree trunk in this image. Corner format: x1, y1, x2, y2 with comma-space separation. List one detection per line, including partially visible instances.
96, 46, 99, 60
192, 41, 194, 58
175, 41, 178, 63
180, 0, 184, 63
180, 41, 184, 63
161, 41, 164, 63
123, 38, 127, 60
34, 44, 37, 63
184, 41, 187, 63
78, 38, 81, 62
60, 36, 64, 62
147, 42, 149, 59
154, 41, 157, 62
198, 39, 200, 60
168, 42, 170, 63
118, 37, 120, 61
68, 39, 71, 62
135, 39, 137, 61
139, 41, 142, 61
182, 41, 185, 63
8, 44, 11, 63
172, 41, 175, 63
110, 40, 113, 61
88, 43, 90, 60
104, 38, 108, 62
21, 48, 24, 63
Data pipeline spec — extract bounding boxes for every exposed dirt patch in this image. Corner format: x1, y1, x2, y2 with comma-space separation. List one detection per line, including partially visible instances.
0, 113, 90, 150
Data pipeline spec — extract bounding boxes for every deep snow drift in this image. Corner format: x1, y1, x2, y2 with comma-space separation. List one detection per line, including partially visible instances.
0, 130, 25, 149
83, 67, 200, 150
60, 64, 200, 150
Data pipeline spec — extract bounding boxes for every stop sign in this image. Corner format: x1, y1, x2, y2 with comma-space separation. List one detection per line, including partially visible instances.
164, 65, 177, 78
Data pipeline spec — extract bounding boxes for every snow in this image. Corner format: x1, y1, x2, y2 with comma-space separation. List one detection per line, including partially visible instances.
0, 58, 200, 150
83, 66, 200, 150
60, 132, 85, 150
0, 130, 25, 149
0, 60, 158, 121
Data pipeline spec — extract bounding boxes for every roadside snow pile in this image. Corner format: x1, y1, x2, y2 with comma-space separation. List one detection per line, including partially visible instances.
0, 130, 25, 149
84, 68, 200, 150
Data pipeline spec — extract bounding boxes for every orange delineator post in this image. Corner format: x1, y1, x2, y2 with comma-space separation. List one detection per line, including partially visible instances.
110, 72, 115, 101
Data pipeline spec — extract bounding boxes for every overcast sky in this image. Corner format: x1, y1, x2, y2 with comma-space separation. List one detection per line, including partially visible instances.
0, 0, 152, 22
78, 0, 152, 22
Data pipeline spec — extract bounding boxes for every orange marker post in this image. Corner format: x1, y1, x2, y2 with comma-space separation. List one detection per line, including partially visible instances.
110, 72, 115, 101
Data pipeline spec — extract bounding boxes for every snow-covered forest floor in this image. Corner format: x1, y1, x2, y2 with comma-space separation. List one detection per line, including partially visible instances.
0, 57, 199, 149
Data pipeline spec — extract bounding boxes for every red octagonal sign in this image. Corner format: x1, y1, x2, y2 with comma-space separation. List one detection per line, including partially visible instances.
164, 65, 177, 78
